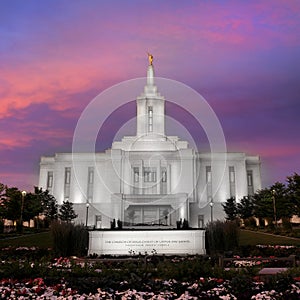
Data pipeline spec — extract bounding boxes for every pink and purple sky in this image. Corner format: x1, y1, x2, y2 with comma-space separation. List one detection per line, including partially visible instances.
1, 0, 300, 191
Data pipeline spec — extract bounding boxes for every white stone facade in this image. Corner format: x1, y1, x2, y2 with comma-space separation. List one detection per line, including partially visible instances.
39, 61, 261, 228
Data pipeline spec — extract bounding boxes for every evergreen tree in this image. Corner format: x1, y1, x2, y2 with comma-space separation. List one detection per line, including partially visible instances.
286, 173, 300, 216
59, 200, 78, 222
34, 187, 58, 221
0, 183, 7, 220
3, 187, 22, 223
270, 182, 293, 220
237, 196, 254, 220
47, 198, 59, 221
0, 183, 7, 233
22, 191, 42, 226
253, 188, 274, 224
253, 183, 293, 226
222, 197, 238, 221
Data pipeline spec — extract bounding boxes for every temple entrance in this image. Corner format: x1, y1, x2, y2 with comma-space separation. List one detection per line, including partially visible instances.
124, 205, 173, 226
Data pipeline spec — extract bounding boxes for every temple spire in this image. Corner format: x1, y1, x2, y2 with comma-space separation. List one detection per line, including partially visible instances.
143, 53, 157, 95
136, 53, 165, 138
147, 53, 154, 86
147, 53, 153, 66
147, 65, 154, 86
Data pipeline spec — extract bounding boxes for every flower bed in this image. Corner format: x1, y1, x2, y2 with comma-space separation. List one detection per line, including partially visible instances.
1, 277, 300, 299
1, 246, 300, 299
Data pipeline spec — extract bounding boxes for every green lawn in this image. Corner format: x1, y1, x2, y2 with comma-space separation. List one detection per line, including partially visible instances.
239, 229, 300, 246
0, 231, 53, 248
1, 229, 300, 250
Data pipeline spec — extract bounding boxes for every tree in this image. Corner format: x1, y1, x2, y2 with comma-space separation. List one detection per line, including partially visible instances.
0, 183, 7, 233
237, 196, 254, 220
270, 182, 293, 221
253, 183, 293, 227
222, 197, 238, 221
34, 187, 58, 221
2, 187, 44, 228
2, 187, 22, 223
286, 173, 300, 216
253, 188, 275, 226
0, 183, 7, 219
22, 192, 43, 226
59, 200, 77, 222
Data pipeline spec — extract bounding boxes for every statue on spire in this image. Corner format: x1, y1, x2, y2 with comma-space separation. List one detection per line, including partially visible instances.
147, 53, 153, 66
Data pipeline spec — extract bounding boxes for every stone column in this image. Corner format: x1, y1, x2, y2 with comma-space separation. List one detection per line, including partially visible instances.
157, 160, 161, 194
123, 154, 131, 194
167, 164, 171, 194
139, 160, 144, 194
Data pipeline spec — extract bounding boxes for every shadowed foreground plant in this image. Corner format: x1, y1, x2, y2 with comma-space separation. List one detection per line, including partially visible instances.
50, 221, 88, 257
206, 220, 239, 254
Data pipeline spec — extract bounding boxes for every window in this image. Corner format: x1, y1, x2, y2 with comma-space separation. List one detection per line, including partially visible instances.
148, 106, 153, 132
88, 167, 94, 184
133, 167, 139, 182
247, 170, 254, 196
162, 170, 167, 182
144, 168, 150, 182
206, 166, 212, 183
160, 167, 167, 194
229, 166, 235, 183
206, 166, 212, 201
47, 171, 53, 189
247, 170, 253, 186
144, 167, 156, 182
65, 167, 71, 184
87, 167, 94, 201
229, 166, 236, 198
64, 167, 71, 199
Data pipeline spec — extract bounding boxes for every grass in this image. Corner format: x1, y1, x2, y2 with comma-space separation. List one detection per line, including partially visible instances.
1, 229, 300, 250
0, 231, 52, 248
239, 229, 300, 246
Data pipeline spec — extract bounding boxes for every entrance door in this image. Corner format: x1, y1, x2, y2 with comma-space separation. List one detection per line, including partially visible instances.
198, 215, 204, 228
143, 208, 157, 224
125, 205, 172, 225
95, 215, 102, 229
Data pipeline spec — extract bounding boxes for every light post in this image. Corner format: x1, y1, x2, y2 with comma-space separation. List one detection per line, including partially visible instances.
209, 201, 214, 223
272, 189, 277, 227
20, 191, 26, 230
85, 203, 90, 227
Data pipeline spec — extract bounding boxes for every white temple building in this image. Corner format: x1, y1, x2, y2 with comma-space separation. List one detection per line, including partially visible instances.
39, 57, 261, 228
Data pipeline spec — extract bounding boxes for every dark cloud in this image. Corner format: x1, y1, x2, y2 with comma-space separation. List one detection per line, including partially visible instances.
1, 0, 300, 190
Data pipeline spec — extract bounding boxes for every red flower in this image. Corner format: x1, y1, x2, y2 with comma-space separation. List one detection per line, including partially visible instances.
294, 277, 300, 282
33, 278, 44, 286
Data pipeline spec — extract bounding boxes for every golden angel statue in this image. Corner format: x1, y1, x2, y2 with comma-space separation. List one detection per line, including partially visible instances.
147, 53, 153, 66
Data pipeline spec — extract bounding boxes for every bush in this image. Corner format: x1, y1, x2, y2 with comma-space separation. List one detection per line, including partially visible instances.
50, 221, 88, 257
227, 274, 255, 300
244, 217, 257, 228
282, 217, 292, 231
206, 220, 239, 254
16, 220, 23, 233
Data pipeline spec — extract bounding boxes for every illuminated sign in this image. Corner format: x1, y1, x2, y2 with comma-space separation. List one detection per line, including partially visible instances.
88, 230, 205, 255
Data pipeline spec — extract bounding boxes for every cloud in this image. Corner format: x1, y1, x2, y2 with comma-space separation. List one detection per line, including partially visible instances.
0, 0, 299, 190
0, 102, 73, 150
